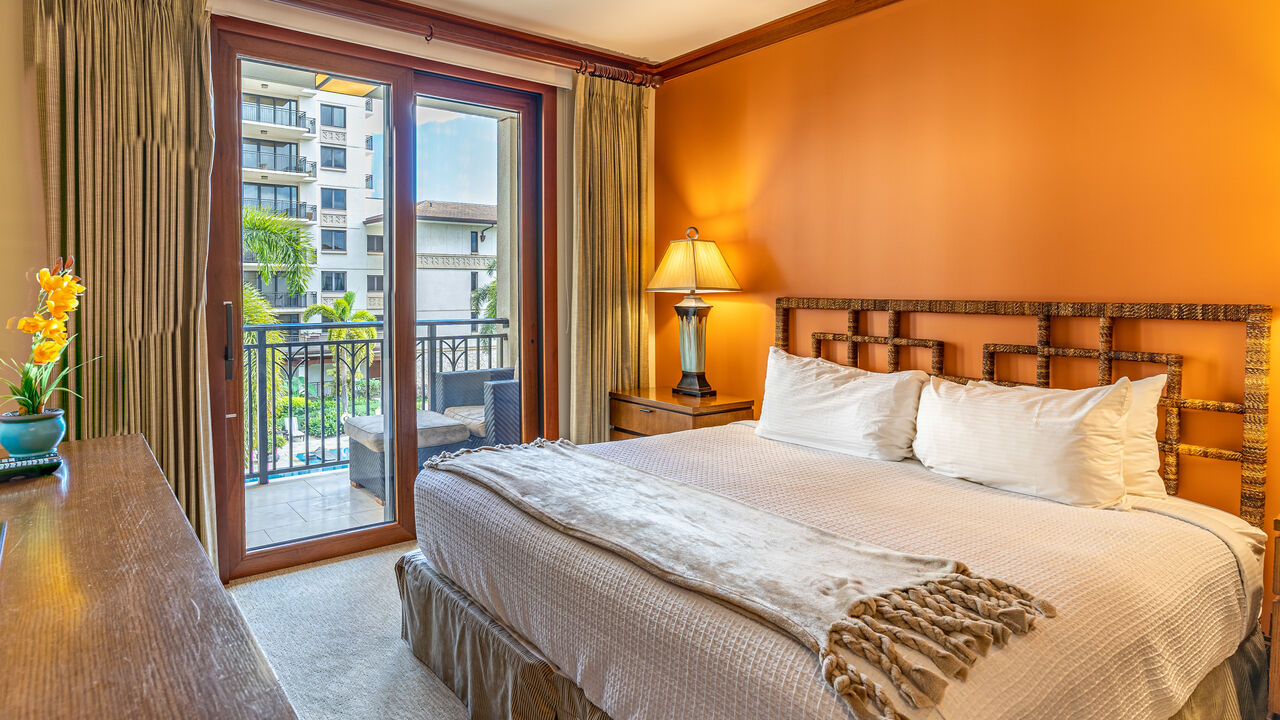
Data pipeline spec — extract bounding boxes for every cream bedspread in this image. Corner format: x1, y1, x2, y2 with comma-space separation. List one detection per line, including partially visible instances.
413, 423, 1264, 720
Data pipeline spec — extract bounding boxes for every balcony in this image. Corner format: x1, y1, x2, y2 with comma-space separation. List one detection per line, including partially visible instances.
364, 97, 373, 112
241, 150, 316, 183
242, 198, 316, 222
364, 134, 374, 151
241, 318, 513, 486
241, 102, 317, 138
365, 173, 373, 189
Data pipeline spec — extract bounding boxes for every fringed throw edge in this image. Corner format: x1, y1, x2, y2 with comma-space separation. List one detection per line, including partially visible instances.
425, 439, 1057, 720
821, 569, 1057, 720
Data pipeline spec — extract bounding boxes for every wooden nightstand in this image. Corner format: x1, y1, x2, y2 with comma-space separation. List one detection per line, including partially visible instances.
608, 387, 755, 440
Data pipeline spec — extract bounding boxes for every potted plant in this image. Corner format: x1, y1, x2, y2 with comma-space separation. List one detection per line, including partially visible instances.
1, 258, 89, 457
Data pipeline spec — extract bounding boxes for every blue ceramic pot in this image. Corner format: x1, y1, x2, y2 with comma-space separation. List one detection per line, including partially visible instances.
0, 408, 67, 458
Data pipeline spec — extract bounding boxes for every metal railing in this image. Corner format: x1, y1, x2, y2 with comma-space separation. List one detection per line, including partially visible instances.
365, 173, 373, 189
364, 134, 374, 150
241, 102, 316, 133
242, 317, 511, 484
241, 198, 315, 221
364, 97, 373, 111
242, 149, 316, 176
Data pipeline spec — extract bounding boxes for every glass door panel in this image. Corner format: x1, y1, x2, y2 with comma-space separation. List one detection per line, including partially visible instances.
412, 96, 521, 446
239, 58, 394, 549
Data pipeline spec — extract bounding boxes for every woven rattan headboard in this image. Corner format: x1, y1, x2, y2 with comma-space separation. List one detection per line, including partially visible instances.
774, 298, 1272, 526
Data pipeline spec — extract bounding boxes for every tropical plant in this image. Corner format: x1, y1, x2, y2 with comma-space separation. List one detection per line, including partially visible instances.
3, 258, 94, 414
302, 291, 378, 418
469, 258, 498, 336
241, 205, 315, 296
242, 283, 289, 457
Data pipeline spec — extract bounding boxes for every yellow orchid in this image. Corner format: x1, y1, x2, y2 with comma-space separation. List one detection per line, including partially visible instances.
3, 257, 93, 414
31, 339, 65, 365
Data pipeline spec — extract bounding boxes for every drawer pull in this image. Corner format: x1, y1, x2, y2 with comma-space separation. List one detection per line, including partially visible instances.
638, 407, 654, 413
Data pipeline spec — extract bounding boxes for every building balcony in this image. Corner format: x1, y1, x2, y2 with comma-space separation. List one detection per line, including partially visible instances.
241, 102, 317, 139
364, 134, 374, 151
364, 97, 373, 112
241, 150, 317, 183
242, 198, 316, 222
262, 290, 318, 309
365, 173, 373, 189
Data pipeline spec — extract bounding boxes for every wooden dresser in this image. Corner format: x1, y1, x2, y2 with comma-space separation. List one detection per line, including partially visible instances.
609, 387, 755, 440
0, 435, 296, 720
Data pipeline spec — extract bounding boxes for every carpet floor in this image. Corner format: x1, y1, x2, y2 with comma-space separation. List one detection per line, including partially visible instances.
229, 542, 468, 720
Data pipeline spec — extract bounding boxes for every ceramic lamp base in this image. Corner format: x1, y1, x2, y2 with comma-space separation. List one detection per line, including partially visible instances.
673, 294, 716, 397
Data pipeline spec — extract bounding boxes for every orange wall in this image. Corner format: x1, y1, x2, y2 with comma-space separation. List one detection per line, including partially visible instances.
654, 0, 1280, 594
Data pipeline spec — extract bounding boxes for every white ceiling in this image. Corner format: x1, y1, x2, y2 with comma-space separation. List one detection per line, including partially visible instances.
404, 0, 823, 63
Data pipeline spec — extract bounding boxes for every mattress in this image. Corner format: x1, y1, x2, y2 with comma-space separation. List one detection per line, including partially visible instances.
414, 423, 1265, 720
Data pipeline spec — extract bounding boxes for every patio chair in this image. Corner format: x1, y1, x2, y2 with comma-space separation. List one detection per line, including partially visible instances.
343, 410, 471, 504
430, 368, 521, 447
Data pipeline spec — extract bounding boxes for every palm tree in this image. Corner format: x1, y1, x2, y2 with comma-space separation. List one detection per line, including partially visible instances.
302, 291, 378, 418
240, 206, 315, 472
470, 258, 498, 336
241, 206, 316, 296
242, 283, 287, 461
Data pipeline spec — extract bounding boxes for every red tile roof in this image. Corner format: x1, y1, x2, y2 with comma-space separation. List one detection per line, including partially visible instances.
363, 200, 497, 225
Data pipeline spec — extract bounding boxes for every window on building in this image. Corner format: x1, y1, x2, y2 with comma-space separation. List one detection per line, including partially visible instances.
241, 93, 298, 126
320, 104, 346, 128
321, 229, 347, 251
470, 230, 479, 254
321, 188, 346, 210
321, 271, 346, 292
469, 271, 479, 318
367, 274, 384, 292
366, 234, 384, 253
320, 146, 346, 170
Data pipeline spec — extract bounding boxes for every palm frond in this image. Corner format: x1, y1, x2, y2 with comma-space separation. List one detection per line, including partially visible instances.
241, 205, 316, 296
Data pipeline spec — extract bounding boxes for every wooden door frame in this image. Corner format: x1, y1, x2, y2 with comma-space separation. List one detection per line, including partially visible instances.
208, 17, 558, 582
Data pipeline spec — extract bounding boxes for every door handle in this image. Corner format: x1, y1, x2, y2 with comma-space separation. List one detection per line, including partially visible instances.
638, 407, 654, 414
224, 301, 235, 381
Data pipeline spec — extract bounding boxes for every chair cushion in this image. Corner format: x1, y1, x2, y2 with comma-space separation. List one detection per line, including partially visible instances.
344, 410, 470, 453
443, 405, 487, 438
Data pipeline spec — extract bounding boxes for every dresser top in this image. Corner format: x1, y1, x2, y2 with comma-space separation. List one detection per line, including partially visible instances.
0, 434, 296, 720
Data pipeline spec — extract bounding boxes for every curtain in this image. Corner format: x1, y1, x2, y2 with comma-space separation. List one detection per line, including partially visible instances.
569, 74, 653, 443
27, 0, 217, 557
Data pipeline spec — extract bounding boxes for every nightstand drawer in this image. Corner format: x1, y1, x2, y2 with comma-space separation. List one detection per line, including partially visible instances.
609, 398, 690, 435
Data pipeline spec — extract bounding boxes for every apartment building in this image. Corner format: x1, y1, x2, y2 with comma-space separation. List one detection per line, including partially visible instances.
239, 62, 499, 333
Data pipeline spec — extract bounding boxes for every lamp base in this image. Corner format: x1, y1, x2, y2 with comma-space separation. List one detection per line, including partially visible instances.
674, 371, 715, 397
674, 294, 716, 397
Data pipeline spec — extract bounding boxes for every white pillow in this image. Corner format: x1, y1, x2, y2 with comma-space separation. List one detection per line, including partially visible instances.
1121, 375, 1168, 497
913, 376, 1133, 508
756, 347, 929, 461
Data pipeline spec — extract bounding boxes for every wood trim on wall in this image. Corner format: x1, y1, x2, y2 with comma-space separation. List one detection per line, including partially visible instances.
654, 0, 906, 80
259, 0, 906, 85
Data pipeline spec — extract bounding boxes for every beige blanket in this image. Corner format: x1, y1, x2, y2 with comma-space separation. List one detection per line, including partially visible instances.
425, 440, 1055, 720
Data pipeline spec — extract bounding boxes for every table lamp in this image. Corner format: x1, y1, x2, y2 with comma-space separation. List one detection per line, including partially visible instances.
646, 227, 741, 397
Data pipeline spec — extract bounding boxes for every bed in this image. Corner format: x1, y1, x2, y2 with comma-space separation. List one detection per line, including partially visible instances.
399, 297, 1273, 720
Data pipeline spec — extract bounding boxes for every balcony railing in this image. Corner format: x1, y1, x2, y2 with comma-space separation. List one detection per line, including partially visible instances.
365, 97, 373, 112
364, 134, 374, 150
257, 289, 317, 309
241, 102, 316, 134
365, 173, 373, 189
242, 149, 316, 176
242, 318, 511, 484
241, 198, 315, 221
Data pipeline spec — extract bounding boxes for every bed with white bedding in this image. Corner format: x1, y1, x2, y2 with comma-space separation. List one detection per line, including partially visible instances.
408, 422, 1267, 720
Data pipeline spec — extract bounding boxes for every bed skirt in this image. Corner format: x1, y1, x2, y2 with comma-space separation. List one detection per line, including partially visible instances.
395, 549, 1266, 720
396, 550, 611, 720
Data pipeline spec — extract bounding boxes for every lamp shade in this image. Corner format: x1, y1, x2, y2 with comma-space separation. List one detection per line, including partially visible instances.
646, 227, 741, 294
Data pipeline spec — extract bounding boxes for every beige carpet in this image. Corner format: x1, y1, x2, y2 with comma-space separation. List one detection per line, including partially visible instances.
229, 542, 467, 720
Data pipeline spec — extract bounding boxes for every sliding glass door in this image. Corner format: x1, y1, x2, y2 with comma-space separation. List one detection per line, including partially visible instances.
209, 20, 553, 581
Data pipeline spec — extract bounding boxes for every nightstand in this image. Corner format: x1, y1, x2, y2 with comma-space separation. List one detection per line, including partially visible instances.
608, 387, 754, 440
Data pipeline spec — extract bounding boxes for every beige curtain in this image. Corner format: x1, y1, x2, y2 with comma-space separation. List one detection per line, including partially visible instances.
27, 0, 217, 557
569, 74, 653, 443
